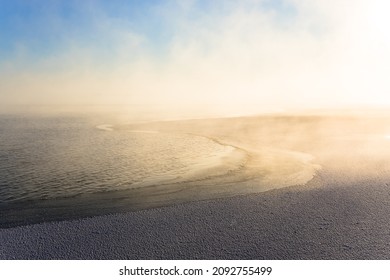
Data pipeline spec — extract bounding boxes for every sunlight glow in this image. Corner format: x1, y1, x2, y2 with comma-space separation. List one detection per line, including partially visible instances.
1, 1, 390, 117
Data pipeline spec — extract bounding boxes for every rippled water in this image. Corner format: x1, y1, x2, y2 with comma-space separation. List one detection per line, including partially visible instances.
0, 115, 243, 204
0, 114, 326, 227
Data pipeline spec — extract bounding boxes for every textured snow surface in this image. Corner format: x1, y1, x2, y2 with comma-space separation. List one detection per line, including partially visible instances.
2, 173, 390, 259
3, 115, 390, 259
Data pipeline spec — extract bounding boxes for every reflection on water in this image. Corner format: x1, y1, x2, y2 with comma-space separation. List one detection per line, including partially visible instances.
0, 114, 323, 227
0, 116, 247, 204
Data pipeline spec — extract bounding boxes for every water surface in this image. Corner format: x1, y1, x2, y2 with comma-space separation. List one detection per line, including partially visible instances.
0, 114, 319, 228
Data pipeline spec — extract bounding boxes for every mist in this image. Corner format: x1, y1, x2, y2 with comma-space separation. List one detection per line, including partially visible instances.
1, 1, 390, 119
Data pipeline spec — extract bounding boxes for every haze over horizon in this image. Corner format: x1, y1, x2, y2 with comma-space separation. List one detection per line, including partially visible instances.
1, 0, 390, 118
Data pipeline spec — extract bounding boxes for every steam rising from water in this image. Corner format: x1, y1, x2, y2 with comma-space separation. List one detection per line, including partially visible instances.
0, 114, 323, 206
0, 117, 251, 203
2, 112, 390, 227
2, 1, 390, 118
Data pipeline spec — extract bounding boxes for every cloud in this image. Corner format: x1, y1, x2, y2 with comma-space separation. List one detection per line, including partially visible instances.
1, 0, 390, 117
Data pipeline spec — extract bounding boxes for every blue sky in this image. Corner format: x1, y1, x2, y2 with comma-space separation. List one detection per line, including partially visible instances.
0, 0, 296, 63
0, 1, 155, 60
1, 0, 389, 116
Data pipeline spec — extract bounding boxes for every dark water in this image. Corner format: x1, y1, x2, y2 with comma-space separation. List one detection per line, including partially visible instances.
0, 114, 246, 227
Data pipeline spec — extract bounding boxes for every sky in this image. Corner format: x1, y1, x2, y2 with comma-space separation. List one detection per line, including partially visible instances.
1, 0, 390, 117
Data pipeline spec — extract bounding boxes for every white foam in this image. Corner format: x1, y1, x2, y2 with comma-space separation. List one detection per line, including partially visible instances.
96, 124, 113, 131
128, 130, 159, 134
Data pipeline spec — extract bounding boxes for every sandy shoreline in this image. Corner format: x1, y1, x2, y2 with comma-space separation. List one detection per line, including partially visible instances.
2, 114, 390, 259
